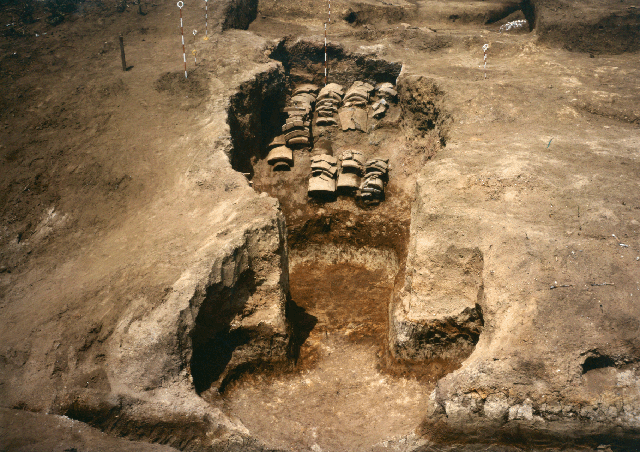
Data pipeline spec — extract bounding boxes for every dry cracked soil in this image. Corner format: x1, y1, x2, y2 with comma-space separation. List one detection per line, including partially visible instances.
1, 0, 639, 451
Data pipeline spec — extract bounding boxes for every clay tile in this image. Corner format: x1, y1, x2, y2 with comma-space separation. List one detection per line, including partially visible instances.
321, 83, 344, 96
315, 117, 338, 127
287, 136, 310, 146
268, 135, 286, 149
311, 153, 338, 166
273, 161, 291, 171
376, 82, 394, 90
293, 84, 320, 96
267, 146, 294, 166
308, 174, 337, 195
337, 172, 360, 191
340, 150, 365, 168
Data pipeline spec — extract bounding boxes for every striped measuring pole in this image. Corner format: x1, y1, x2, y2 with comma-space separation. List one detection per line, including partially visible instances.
204, 0, 209, 40
482, 43, 488, 79
324, 0, 331, 85
324, 23, 327, 85
178, 1, 187, 78
192, 30, 198, 65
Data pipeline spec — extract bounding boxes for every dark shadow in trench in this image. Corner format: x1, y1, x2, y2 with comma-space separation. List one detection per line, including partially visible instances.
190, 270, 256, 394
286, 294, 318, 363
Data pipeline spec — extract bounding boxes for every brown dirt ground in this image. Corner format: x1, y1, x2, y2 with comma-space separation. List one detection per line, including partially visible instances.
1, 0, 639, 451
223, 260, 431, 451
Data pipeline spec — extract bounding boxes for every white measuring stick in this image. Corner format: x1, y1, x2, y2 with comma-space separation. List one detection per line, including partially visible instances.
324, 23, 327, 85
323, 0, 330, 85
178, 1, 187, 78
192, 30, 198, 65
482, 43, 488, 79
204, 0, 209, 40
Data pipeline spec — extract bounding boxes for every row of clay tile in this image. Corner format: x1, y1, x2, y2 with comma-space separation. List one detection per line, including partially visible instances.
267, 146, 294, 171
308, 150, 389, 203
336, 150, 365, 193
315, 83, 344, 127
266, 84, 317, 169
308, 153, 339, 195
359, 158, 389, 204
284, 84, 319, 147
343, 81, 374, 108
267, 81, 398, 169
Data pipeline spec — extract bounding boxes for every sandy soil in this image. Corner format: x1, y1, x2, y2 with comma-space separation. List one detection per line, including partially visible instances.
1, 0, 639, 450
226, 256, 429, 450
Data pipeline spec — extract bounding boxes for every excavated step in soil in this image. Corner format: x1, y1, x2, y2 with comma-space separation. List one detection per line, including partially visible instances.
225, 247, 431, 451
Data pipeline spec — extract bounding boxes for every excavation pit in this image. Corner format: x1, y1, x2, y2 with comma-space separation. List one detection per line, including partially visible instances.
224, 242, 430, 452
286, 214, 409, 349
192, 41, 480, 450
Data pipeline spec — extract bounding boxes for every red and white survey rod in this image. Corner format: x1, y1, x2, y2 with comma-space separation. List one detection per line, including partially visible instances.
178, 1, 187, 79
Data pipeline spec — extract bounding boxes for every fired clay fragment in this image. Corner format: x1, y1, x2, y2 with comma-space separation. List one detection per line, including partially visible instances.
293, 84, 320, 96
337, 171, 360, 193
288, 137, 310, 146
273, 161, 291, 171
268, 135, 286, 149
308, 174, 337, 195
316, 117, 338, 127
285, 129, 310, 141
267, 146, 294, 166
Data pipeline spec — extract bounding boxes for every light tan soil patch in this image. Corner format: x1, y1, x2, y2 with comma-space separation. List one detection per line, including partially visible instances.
225, 260, 432, 451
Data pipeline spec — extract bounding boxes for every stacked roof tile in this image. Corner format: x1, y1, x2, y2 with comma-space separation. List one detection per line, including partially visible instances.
283, 84, 318, 147
315, 83, 344, 128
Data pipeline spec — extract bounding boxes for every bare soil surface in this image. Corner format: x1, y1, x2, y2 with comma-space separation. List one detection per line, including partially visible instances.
1, 0, 640, 450
225, 336, 429, 452
0, 407, 179, 452
226, 262, 430, 451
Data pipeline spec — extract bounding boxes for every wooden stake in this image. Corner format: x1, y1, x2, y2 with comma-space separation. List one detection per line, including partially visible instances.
119, 34, 127, 71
